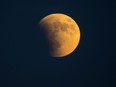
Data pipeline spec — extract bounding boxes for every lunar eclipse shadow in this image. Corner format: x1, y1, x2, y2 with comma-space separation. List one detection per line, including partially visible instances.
35, 25, 68, 60
35, 25, 50, 59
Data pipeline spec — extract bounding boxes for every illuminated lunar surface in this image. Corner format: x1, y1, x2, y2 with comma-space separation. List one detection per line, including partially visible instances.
39, 13, 80, 57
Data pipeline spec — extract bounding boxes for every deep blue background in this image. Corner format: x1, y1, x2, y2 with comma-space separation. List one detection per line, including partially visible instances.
1, 0, 116, 87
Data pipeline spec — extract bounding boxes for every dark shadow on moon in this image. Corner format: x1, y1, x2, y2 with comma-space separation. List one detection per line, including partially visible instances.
37, 25, 50, 57
49, 37, 61, 52
39, 24, 62, 53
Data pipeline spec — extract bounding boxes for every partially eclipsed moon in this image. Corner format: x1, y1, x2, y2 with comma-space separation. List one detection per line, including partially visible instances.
39, 13, 80, 57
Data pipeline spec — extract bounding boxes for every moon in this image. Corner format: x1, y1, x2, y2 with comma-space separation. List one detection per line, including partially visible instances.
39, 13, 80, 57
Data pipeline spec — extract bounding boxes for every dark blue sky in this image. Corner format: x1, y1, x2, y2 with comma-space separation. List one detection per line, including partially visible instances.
1, 0, 116, 87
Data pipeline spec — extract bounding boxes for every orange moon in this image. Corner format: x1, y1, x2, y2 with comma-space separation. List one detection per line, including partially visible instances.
39, 13, 80, 57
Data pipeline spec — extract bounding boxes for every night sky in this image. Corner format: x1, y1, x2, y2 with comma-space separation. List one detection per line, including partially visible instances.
2, 0, 116, 87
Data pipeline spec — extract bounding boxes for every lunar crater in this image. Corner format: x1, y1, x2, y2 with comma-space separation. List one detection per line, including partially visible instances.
67, 18, 72, 22
52, 21, 69, 33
